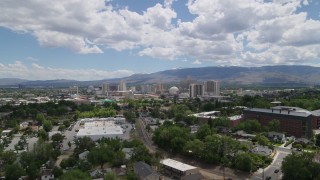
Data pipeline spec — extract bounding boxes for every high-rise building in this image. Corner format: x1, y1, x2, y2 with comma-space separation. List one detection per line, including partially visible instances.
119, 80, 127, 91
189, 84, 204, 98
205, 80, 220, 96
102, 83, 109, 95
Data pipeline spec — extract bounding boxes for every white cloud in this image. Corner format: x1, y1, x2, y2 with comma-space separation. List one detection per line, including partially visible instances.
0, 61, 133, 80
0, 0, 319, 66
192, 60, 202, 64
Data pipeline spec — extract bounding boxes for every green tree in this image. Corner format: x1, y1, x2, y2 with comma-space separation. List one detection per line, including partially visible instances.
43, 120, 53, 132
282, 153, 316, 180
63, 120, 71, 128
268, 119, 280, 132
26, 162, 40, 180
88, 145, 114, 168
234, 153, 254, 172
36, 113, 46, 124
38, 129, 48, 141
5, 163, 25, 180
75, 137, 95, 153
196, 124, 212, 140
52, 166, 63, 178
60, 169, 91, 180
104, 172, 117, 180
51, 133, 64, 142
1, 150, 17, 164
254, 134, 270, 146
315, 134, 320, 147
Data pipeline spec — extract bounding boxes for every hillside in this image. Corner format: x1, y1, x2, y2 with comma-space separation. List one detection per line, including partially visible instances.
1, 65, 319, 87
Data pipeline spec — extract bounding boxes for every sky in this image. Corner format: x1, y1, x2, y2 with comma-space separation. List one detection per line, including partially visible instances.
0, 0, 320, 80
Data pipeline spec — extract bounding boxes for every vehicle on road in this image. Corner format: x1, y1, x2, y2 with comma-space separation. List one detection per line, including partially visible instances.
274, 169, 279, 173
265, 176, 271, 180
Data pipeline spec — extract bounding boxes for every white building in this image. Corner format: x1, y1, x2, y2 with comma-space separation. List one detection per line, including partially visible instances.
77, 120, 124, 141
160, 158, 198, 179
189, 84, 204, 98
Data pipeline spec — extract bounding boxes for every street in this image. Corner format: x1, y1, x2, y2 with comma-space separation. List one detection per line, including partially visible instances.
251, 147, 291, 180
136, 117, 156, 153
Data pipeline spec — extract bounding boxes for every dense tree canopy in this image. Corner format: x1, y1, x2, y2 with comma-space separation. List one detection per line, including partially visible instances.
282, 153, 320, 180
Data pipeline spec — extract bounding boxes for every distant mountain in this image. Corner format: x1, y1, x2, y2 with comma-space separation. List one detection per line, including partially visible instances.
0, 78, 29, 86
1, 65, 320, 88
117, 65, 320, 87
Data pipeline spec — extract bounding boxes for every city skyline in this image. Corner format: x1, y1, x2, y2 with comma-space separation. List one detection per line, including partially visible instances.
1, 0, 320, 80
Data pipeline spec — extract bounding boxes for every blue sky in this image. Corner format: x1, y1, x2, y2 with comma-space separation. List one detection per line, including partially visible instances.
0, 0, 320, 80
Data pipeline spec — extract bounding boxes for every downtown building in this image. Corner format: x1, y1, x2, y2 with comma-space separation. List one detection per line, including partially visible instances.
204, 80, 220, 96
243, 106, 320, 138
189, 84, 204, 98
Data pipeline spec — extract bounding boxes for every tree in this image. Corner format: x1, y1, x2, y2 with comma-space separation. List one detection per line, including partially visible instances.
196, 124, 212, 140
52, 166, 63, 179
5, 163, 25, 180
36, 113, 45, 124
254, 134, 270, 146
315, 134, 320, 147
268, 119, 280, 132
63, 120, 71, 128
60, 169, 91, 180
88, 145, 115, 168
234, 153, 254, 172
26, 162, 40, 180
1, 150, 17, 164
51, 133, 64, 142
38, 129, 48, 141
281, 153, 318, 180
75, 137, 95, 153
43, 120, 53, 132
104, 172, 117, 180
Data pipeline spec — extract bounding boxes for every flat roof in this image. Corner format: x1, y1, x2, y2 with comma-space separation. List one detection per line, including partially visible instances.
244, 107, 312, 117
160, 158, 196, 172
77, 125, 123, 136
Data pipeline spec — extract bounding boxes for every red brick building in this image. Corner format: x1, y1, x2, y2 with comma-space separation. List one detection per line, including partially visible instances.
243, 106, 320, 138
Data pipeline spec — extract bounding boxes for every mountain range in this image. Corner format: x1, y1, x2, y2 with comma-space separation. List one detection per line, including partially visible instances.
1, 65, 320, 88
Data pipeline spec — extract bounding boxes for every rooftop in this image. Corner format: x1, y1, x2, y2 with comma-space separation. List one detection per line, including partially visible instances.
160, 158, 197, 172
245, 106, 313, 117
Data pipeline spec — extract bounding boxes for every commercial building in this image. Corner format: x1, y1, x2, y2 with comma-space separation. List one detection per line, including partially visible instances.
160, 158, 198, 179
76, 120, 124, 141
204, 80, 220, 96
189, 84, 204, 98
243, 106, 320, 138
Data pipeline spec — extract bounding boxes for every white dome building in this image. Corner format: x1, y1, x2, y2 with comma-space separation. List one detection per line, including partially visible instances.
169, 86, 179, 95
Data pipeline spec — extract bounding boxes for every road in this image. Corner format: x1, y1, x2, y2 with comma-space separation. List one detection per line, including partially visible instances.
136, 117, 156, 153
251, 147, 291, 180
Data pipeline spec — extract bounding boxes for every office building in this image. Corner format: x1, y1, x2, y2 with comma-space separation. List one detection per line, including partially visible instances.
102, 83, 109, 95
205, 80, 220, 96
119, 80, 127, 91
243, 106, 320, 138
189, 84, 204, 98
